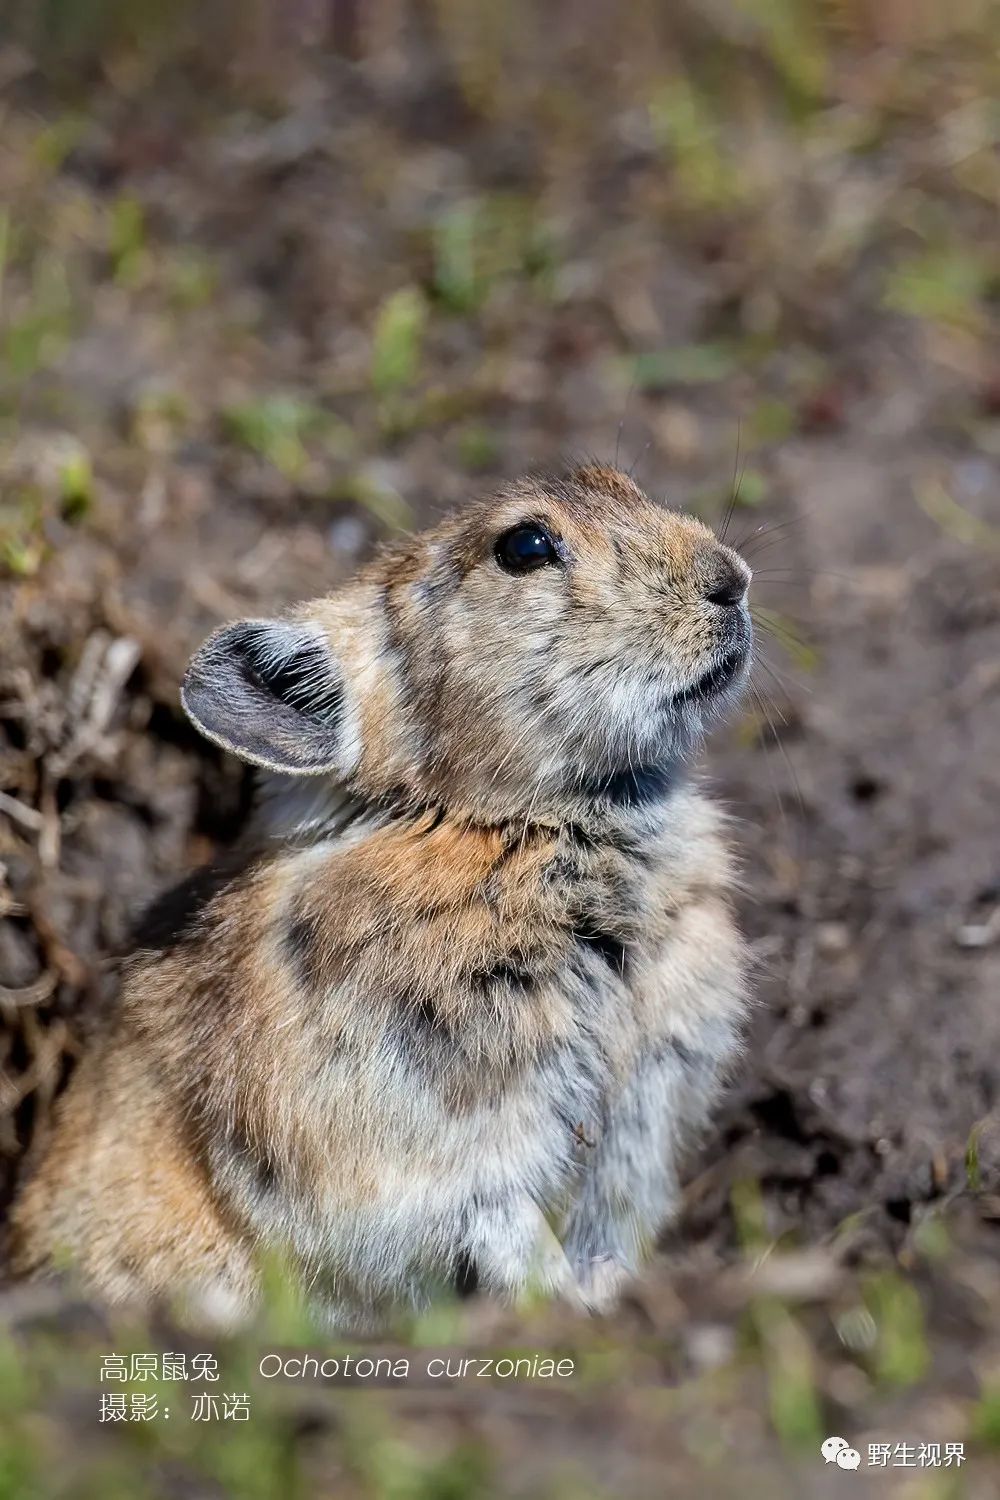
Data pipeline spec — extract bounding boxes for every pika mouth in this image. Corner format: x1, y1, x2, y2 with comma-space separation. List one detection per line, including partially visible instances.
673, 640, 750, 705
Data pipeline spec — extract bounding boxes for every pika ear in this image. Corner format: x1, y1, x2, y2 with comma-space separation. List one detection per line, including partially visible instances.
180, 619, 351, 775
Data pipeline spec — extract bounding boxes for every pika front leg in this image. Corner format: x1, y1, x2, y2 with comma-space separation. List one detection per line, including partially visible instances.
461, 1196, 583, 1308
562, 1039, 724, 1311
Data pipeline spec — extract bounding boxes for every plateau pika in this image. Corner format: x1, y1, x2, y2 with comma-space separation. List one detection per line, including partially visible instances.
12, 465, 753, 1325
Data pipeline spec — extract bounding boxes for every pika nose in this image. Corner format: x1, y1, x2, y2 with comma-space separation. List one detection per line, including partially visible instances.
704, 555, 751, 608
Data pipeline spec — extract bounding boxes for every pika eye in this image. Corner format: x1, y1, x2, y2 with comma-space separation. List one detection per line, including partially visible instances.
494, 523, 559, 574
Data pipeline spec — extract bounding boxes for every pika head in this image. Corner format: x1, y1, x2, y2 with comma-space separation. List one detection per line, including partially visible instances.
181, 465, 751, 821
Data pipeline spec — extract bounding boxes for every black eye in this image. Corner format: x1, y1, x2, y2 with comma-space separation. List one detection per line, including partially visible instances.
494, 524, 559, 574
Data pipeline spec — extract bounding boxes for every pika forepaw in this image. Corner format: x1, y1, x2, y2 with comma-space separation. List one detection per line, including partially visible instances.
575, 1254, 630, 1314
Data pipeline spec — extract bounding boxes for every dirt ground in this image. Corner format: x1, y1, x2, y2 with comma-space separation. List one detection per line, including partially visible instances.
1, 6, 999, 1496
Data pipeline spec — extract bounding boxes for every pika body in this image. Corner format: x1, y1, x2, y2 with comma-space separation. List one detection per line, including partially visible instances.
12, 465, 753, 1326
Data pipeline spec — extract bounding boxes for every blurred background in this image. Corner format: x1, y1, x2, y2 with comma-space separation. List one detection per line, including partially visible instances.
1, 2, 999, 1496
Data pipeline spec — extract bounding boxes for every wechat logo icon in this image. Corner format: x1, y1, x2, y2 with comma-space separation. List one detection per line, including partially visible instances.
822, 1436, 861, 1470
